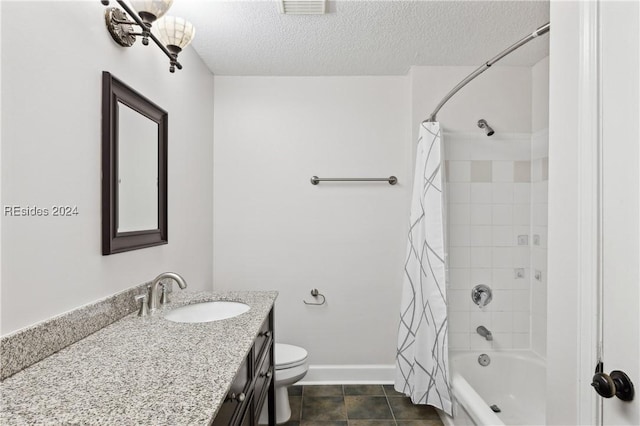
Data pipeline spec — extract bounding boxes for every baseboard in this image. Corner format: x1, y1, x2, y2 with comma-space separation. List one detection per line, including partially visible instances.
298, 364, 395, 385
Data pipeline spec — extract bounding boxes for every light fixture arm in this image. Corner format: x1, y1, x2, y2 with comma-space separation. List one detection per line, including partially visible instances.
102, 0, 183, 72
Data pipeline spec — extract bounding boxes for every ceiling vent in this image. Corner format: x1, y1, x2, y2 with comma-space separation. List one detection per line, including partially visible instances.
279, 0, 327, 15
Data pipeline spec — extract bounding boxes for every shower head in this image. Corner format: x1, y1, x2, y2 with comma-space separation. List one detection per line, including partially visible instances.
477, 119, 494, 136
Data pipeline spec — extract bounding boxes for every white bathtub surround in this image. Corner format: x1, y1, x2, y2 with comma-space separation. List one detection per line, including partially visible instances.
530, 128, 548, 359
395, 122, 452, 415
445, 133, 533, 352
440, 351, 546, 426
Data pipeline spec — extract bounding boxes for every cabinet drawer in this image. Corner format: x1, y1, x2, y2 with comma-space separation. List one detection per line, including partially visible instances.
253, 316, 272, 365
254, 347, 273, 416
211, 355, 251, 426
239, 396, 254, 426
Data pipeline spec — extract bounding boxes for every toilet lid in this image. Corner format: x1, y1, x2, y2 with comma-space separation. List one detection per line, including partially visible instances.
275, 343, 308, 370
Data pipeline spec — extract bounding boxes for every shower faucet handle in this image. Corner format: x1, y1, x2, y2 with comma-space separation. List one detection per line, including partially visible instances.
471, 284, 493, 308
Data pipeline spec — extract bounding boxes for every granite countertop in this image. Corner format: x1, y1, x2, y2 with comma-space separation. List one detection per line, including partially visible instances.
0, 290, 278, 425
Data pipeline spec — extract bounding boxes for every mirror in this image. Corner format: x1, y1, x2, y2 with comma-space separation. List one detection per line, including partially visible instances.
102, 71, 168, 255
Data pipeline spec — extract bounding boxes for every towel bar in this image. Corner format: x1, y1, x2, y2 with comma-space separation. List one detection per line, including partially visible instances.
310, 176, 397, 185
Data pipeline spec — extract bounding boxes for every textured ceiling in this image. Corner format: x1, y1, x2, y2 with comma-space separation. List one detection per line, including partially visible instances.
169, 1, 550, 76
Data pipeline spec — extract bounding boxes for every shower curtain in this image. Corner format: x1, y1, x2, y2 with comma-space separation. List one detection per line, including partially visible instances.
395, 121, 452, 415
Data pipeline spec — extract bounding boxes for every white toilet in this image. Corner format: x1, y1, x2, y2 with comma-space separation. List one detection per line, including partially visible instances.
259, 343, 308, 424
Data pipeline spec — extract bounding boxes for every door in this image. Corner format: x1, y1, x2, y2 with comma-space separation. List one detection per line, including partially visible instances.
598, 1, 640, 424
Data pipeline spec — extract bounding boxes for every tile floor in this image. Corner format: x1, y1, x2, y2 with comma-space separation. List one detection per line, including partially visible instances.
281, 384, 444, 426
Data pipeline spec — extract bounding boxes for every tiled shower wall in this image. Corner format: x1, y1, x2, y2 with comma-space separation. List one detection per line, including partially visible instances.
531, 129, 549, 357
445, 134, 534, 351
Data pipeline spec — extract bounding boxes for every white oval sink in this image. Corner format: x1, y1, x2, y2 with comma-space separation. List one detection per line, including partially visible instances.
164, 301, 250, 323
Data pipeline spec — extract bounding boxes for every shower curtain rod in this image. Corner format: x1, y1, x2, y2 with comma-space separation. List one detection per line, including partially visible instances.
424, 22, 550, 123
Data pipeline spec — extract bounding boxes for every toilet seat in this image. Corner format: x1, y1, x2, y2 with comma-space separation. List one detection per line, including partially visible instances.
275, 343, 308, 370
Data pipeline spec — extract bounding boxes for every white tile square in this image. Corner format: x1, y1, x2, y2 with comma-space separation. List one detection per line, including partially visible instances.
492, 161, 514, 182
470, 183, 492, 204
449, 311, 470, 332
449, 203, 470, 225
470, 247, 492, 268
493, 268, 515, 289
492, 204, 513, 225
449, 290, 471, 311
445, 139, 473, 160
448, 161, 471, 182
449, 333, 470, 350
513, 311, 531, 333
469, 226, 492, 247
492, 183, 514, 204
470, 160, 492, 182
492, 333, 514, 350
470, 336, 494, 351
491, 312, 513, 332
492, 226, 514, 247
532, 249, 548, 272
532, 181, 548, 204
448, 247, 470, 268
514, 161, 531, 183
470, 204, 492, 225
513, 247, 530, 266
492, 247, 514, 268
491, 139, 530, 160
448, 268, 470, 289
512, 290, 531, 311
513, 183, 531, 203
533, 203, 548, 226
491, 290, 513, 312
512, 272, 530, 288
513, 204, 531, 225
469, 310, 492, 330
449, 225, 471, 247
448, 182, 471, 204
513, 226, 530, 241
469, 268, 492, 284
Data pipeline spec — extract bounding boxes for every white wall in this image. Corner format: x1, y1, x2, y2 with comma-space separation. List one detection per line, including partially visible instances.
213, 76, 412, 374
547, 2, 585, 423
1, 1, 214, 335
410, 66, 532, 139
213, 66, 535, 379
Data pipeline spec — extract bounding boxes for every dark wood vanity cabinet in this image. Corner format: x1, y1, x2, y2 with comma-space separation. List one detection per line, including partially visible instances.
212, 308, 275, 426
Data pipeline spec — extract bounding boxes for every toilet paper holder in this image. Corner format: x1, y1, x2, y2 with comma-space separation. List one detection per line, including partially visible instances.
303, 289, 326, 306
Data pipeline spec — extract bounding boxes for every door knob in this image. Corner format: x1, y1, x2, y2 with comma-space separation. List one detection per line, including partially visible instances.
591, 370, 635, 401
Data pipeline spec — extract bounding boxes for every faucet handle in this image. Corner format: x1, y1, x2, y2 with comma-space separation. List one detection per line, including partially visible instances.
471, 284, 493, 308
135, 293, 149, 317
159, 282, 170, 305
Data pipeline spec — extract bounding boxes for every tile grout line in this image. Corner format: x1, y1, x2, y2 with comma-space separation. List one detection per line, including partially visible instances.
383, 386, 400, 426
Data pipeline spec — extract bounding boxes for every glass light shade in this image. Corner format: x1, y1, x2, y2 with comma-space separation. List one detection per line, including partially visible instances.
155, 16, 196, 49
130, 0, 174, 21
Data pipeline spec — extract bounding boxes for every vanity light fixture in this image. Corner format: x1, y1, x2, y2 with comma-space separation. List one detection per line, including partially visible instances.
101, 0, 195, 73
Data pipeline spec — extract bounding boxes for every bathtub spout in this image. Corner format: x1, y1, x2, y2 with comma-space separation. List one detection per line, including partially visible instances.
477, 326, 493, 341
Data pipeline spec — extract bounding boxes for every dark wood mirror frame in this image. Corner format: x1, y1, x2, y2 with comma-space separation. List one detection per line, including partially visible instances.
102, 71, 168, 255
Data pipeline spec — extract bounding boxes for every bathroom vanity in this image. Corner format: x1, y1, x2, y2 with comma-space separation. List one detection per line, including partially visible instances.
213, 310, 274, 426
0, 291, 277, 425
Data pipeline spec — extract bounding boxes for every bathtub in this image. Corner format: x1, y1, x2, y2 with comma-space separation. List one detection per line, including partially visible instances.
438, 351, 546, 426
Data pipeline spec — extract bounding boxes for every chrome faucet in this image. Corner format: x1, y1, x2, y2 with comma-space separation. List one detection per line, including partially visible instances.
477, 325, 493, 341
148, 272, 187, 313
